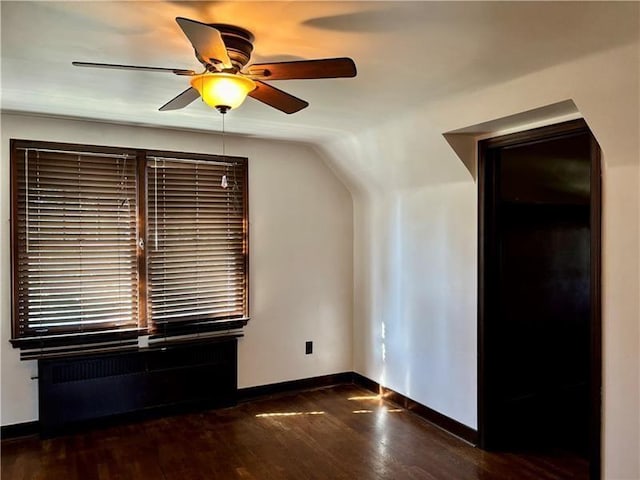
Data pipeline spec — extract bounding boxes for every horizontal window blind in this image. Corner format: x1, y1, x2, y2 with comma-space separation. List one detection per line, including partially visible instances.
11, 140, 249, 358
12, 146, 140, 352
147, 157, 248, 337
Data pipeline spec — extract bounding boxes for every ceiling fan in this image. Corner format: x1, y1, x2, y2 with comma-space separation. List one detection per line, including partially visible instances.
73, 17, 357, 114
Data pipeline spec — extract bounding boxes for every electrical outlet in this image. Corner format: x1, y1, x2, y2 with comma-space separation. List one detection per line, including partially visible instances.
305, 341, 313, 355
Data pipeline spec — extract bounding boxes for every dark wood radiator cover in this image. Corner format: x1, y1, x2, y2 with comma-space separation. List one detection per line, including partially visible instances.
38, 338, 237, 435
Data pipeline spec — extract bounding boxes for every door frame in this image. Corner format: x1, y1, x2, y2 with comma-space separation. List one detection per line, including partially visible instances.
477, 118, 602, 479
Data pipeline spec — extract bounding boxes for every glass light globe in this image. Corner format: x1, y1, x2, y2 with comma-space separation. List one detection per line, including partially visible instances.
190, 73, 256, 112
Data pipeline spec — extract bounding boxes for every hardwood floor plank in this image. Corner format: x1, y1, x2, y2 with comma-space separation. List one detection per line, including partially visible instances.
1, 384, 588, 479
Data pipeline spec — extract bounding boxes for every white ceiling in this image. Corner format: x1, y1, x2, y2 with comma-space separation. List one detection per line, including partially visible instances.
1, 1, 638, 144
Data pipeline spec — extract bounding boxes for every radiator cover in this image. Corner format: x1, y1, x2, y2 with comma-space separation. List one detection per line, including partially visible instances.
38, 338, 237, 436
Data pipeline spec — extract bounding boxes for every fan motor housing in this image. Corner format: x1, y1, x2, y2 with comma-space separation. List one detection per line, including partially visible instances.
210, 24, 254, 71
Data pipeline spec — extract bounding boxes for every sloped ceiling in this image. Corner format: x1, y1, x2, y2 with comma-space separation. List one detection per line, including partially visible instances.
1, 1, 638, 143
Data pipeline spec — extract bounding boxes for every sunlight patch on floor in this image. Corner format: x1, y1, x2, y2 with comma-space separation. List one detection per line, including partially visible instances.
352, 407, 404, 414
255, 411, 325, 418
348, 395, 382, 401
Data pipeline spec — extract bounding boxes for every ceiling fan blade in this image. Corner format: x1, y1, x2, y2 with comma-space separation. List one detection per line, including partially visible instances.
176, 17, 232, 69
248, 81, 308, 114
159, 87, 201, 111
246, 58, 357, 81
72, 61, 195, 76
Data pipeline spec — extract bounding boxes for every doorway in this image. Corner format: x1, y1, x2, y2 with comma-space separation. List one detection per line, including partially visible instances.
477, 119, 601, 479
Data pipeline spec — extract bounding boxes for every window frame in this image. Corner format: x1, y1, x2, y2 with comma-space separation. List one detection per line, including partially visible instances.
10, 139, 249, 356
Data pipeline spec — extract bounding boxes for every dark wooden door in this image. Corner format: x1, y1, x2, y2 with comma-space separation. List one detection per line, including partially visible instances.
478, 119, 601, 478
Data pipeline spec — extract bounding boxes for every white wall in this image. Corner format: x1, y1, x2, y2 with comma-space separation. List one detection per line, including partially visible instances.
321, 116, 480, 428
323, 40, 639, 479
0, 113, 354, 425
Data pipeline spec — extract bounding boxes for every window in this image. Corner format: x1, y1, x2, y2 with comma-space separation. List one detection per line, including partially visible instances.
10, 140, 248, 359
146, 156, 247, 337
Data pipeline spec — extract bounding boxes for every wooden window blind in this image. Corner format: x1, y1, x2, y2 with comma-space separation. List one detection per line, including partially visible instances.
11, 144, 140, 353
10, 140, 248, 358
147, 156, 248, 338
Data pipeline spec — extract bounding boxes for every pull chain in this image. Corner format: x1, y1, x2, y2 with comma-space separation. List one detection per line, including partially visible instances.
221, 112, 229, 189
222, 112, 226, 158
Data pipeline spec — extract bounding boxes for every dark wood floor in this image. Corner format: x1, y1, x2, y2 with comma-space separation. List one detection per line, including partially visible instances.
2, 384, 588, 479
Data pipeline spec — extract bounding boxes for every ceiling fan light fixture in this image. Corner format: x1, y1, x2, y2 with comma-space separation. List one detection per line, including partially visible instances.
190, 73, 256, 113
74, 18, 357, 114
